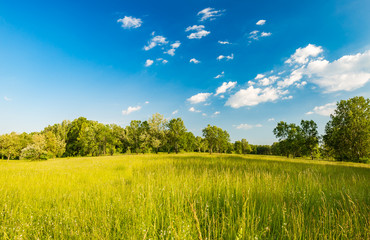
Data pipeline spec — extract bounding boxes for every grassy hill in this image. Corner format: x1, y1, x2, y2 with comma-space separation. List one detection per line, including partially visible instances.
0, 154, 369, 239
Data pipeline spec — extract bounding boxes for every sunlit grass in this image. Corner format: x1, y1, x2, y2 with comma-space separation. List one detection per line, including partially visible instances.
0, 153, 369, 239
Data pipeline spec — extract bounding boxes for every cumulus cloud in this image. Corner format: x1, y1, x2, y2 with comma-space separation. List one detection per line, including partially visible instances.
226, 86, 286, 108
145, 59, 154, 67
188, 93, 212, 104
305, 50, 370, 92
214, 71, 225, 79
189, 107, 201, 113
165, 41, 181, 56
259, 76, 279, 86
218, 41, 231, 45
144, 35, 168, 51
122, 106, 142, 115
198, 7, 224, 21
255, 74, 265, 79
117, 16, 142, 29
285, 44, 323, 65
282, 95, 293, 100
235, 123, 263, 130
217, 53, 234, 61
190, 58, 200, 64
172, 110, 178, 115
214, 111, 220, 115
256, 19, 266, 25
306, 102, 336, 116
215, 81, 237, 95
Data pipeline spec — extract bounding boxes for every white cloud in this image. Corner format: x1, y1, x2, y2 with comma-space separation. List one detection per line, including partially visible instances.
214, 111, 220, 115
215, 81, 237, 95
144, 35, 168, 51
261, 32, 272, 37
255, 74, 265, 79
189, 107, 201, 113
188, 30, 210, 39
249, 30, 272, 41
4, 96, 12, 101
214, 71, 225, 79
282, 95, 293, 100
162, 59, 168, 64
145, 101, 150, 104
256, 19, 266, 25
285, 44, 323, 65
198, 7, 224, 21
172, 110, 178, 115
259, 76, 279, 86
185, 25, 210, 39
226, 86, 285, 108
145, 59, 154, 67
295, 81, 307, 88
190, 58, 200, 64
188, 92, 212, 104
117, 16, 142, 29
248, 81, 256, 86
202, 113, 207, 116
277, 68, 304, 88
218, 41, 231, 45
268, 118, 275, 122
185, 25, 205, 32
235, 123, 263, 130
122, 106, 142, 115
305, 50, 370, 92
165, 41, 181, 56
306, 102, 336, 116
217, 53, 234, 61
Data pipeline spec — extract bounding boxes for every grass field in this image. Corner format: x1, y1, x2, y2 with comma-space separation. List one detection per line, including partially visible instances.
0, 154, 369, 239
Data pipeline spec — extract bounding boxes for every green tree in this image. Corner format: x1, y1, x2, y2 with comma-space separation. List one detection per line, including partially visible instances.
167, 118, 187, 153
323, 96, 370, 162
300, 120, 319, 159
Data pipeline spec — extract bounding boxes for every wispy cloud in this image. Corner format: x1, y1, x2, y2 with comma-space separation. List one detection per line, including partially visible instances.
235, 123, 263, 130
144, 35, 168, 51
198, 7, 225, 21
218, 41, 231, 45
215, 81, 237, 96
214, 71, 225, 79
172, 110, 178, 115
306, 102, 336, 116
186, 25, 210, 39
117, 16, 142, 29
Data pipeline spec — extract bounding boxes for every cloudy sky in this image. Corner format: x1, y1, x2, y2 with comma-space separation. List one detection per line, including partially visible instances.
1, 0, 369, 144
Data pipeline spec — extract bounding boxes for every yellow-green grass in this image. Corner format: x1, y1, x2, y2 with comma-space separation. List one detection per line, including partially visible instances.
0, 153, 369, 239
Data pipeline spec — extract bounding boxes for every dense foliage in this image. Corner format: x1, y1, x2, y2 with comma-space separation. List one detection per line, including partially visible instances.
1, 96, 368, 162
323, 96, 370, 162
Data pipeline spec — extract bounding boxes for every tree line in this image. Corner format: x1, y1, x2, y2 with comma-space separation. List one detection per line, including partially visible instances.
0, 96, 368, 162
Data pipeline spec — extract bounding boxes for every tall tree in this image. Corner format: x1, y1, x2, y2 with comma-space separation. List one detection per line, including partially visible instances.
167, 118, 187, 153
323, 96, 369, 162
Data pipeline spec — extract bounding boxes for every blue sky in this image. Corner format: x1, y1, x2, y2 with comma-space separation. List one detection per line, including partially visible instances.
1, 0, 369, 144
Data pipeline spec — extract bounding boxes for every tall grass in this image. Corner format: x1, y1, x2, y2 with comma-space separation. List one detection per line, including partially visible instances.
0, 153, 369, 239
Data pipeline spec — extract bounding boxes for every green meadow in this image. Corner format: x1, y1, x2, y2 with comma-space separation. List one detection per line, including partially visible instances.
0, 154, 369, 239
